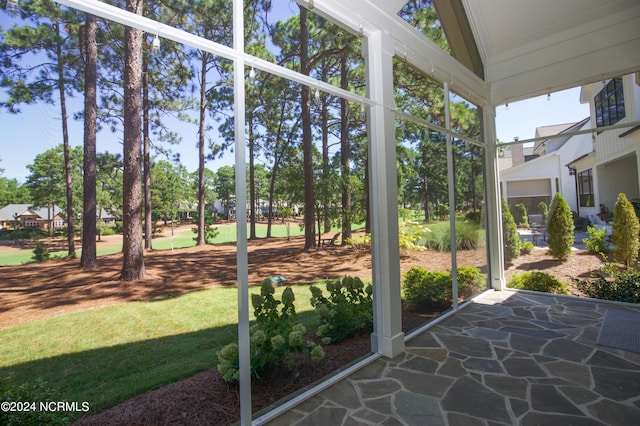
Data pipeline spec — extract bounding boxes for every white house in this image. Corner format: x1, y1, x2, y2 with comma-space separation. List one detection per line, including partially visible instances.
501, 72, 640, 223
500, 118, 592, 214
572, 73, 640, 220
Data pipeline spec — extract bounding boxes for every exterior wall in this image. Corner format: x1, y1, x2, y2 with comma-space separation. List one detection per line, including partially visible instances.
500, 121, 592, 213
597, 153, 640, 211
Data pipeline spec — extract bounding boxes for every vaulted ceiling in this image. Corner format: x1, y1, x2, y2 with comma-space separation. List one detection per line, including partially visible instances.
366, 0, 640, 104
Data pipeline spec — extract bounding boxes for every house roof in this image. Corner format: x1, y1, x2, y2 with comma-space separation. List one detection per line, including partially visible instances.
0, 204, 64, 221
365, 0, 640, 104
534, 118, 591, 155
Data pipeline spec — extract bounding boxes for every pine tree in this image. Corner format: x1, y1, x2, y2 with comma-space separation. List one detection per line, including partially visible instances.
501, 197, 520, 263
612, 193, 640, 267
547, 193, 574, 261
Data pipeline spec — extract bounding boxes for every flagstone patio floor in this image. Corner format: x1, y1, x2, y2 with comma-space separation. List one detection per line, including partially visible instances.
263, 290, 640, 426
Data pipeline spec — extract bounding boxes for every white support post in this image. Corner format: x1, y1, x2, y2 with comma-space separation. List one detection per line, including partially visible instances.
233, 0, 251, 424
365, 30, 405, 359
444, 83, 458, 310
483, 106, 505, 290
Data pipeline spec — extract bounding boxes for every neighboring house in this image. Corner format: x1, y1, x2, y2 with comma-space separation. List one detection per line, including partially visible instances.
500, 72, 640, 220
500, 118, 592, 214
0, 204, 116, 230
0, 204, 65, 231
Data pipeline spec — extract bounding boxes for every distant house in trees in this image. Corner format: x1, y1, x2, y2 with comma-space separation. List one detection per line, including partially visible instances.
0, 204, 115, 230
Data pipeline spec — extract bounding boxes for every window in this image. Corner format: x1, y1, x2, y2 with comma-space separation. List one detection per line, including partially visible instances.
595, 77, 625, 128
578, 169, 594, 207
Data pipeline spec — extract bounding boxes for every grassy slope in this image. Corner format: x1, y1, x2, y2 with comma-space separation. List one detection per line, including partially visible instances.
0, 285, 317, 414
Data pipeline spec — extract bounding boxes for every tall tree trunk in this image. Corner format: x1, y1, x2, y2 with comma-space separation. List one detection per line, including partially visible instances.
143, 55, 152, 250
364, 150, 370, 235
340, 51, 351, 243
120, 0, 146, 281
80, 13, 97, 271
56, 19, 75, 257
196, 52, 208, 246
299, 6, 316, 249
249, 115, 257, 240
321, 94, 330, 233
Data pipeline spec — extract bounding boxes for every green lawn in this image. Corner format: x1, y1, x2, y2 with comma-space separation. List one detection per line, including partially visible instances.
0, 221, 312, 266
0, 284, 318, 418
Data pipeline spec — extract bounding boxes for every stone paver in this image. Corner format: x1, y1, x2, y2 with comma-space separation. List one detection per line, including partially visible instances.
263, 291, 640, 425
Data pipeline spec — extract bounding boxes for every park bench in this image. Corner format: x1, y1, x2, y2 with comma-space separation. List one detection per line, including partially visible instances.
321, 232, 341, 247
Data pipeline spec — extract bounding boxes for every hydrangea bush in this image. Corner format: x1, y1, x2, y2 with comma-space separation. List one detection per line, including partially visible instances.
217, 280, 324, 382
310, 276, 373, 344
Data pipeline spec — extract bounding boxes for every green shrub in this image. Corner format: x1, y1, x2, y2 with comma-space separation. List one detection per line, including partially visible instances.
399, 221, 431, 252
422, 221, 479, 252
6, 228, 48, 241
501, 197, 520, 263
191, 211, 220, 244
611, 193, 640, 267
100, 227, 116, 236
456, 266, 486, 299
31, 241, 50, 263
507, 271, 569, 295
217, 280, 324, 382
573, 262, 640, 303
402, 266, 485, 308
0, 377, 70, 426
514, 204, 530, 228
537, 201, 549, 223
310, 276, 373, 344
547, 193, 574, 261
520, 240, 534, 255
583, 225, 610, 254
464, 210, 482, 223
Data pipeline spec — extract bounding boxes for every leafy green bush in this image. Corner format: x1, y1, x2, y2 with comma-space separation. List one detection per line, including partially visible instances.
507, 271, 569, 295
217, 280, 324, 382
100, 227, 116, 236
310, 277, 373, 344
0, 377, 70, 426
191, 211, 220, 244
456, 266, 486, 299
583, 225, 610, 254
520, 240, 534, 255
611, 193, 640, 267
399, 221, 431, 252
502, 197, 520, 263
422, 221, 479, 252
514, 204, 530, 228
31, 241, 50, 263
402, 266, 485, 308
547, 193, 574, 261
464, 210, 482, 223
573, 263, 640, 303
5, 228, 48, 241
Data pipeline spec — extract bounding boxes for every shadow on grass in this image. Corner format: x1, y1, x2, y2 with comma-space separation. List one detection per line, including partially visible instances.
1, 310, 318, 422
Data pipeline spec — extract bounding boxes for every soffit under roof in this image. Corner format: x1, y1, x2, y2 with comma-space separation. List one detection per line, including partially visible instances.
363, 0, 640, 105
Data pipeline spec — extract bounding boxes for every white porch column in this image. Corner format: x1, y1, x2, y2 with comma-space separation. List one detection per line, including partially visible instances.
233, 0, 251, 424
365, 30, 405, 358
483, 106, 505, 290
